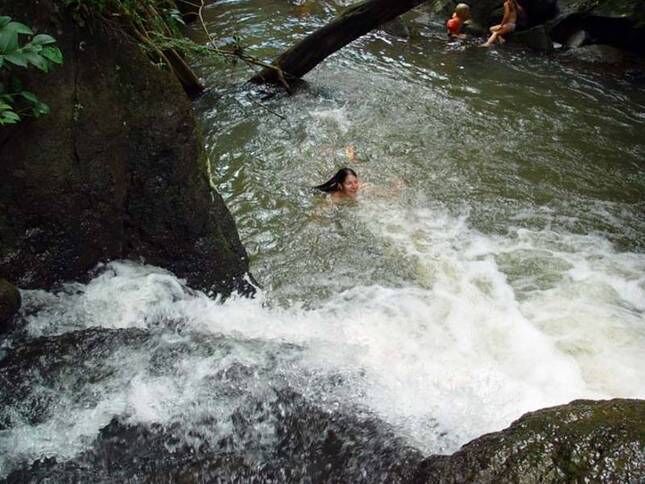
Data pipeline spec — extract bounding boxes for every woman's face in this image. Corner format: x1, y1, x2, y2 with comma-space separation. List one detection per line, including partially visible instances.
340, 174, 359, 198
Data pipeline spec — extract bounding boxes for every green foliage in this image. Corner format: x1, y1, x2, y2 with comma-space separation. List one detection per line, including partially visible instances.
57, 0, 257, 77
58, 0, 195, 69
61, 0, 186, 35
0, 16, 63, 125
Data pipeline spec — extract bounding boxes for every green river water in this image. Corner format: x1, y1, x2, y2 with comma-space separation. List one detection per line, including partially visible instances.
184, 0, 645, 450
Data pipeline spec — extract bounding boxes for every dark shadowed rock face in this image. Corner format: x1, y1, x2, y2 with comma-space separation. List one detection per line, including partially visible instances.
552, 0, 645, 54
0, 0, 251, 296
0, 278, 20, 332
415, 399, 645, 483
509, 24, 554, 51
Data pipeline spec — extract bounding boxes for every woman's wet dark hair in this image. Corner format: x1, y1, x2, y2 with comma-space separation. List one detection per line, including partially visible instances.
314, 167, 358, 193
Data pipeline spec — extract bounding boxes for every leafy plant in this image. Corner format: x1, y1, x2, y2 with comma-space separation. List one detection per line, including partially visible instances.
0, 16, 63, 125
59, 0, 281, 88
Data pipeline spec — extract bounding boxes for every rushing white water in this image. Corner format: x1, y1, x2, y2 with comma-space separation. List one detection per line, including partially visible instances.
4, 197, 642, 473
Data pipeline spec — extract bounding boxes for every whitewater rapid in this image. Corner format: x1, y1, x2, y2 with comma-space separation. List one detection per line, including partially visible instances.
4, 201, 642, 475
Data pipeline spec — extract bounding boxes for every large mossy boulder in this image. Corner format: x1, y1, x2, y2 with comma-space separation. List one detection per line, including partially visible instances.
0, 0, 251, 296
0, 278, 21, 333
415, 399, 645, 482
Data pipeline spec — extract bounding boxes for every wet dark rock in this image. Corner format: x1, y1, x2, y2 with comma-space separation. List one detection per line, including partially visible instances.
0, 278, 21, 333
626, 68, 645, 83
552, 1, 645, 54
6, 387, 424, 483
558, 0, 644, 20
0, 327, 422, 482
0, 0, 251, 297
415, 399, 645, 483
2, 326, 644, 481
0, 328, 151, 430
522, 0, 559, 26
510, 24, 554, 51
3, 326, 643, 484
426, 0, 458, 21
382, 18, 411, 38
563, 44, 627, 64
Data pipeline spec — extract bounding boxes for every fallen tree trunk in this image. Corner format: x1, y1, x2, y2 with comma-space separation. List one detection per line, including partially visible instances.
163, 48, 205, 97
249, 0, 428, 87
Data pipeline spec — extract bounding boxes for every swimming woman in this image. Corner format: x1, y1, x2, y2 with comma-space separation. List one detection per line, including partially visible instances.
314, 168, 360, 201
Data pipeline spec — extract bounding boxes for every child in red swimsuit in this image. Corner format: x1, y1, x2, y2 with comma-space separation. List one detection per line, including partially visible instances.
446, 3, 471, 39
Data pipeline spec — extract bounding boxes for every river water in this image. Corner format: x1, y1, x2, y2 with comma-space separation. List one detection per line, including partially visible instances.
1, 0, 644, 480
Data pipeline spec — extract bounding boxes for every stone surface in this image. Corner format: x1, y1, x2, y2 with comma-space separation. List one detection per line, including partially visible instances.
566, 28, 588, 47
522, 0, 559, 25
0, 278, 20, 332
510, 24, 555, 51
0, 0, 251, 296
1, 327, 423, 482
382, 17, 411, 38
563, 43, 627, 63
558, 0, 644, 20
415, 399, 645, 483
552, 1, 645, 54
2, 327, 643, 484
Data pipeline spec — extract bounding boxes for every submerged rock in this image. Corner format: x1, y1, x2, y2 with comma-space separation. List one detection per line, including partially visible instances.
563, 43, 627, 63
415, 399, 645, 482
0, 278, 20, 333
2, 326, 643, 483
2, 327, 424, 482
382, 17, 411, 38
0, 0, 251, 296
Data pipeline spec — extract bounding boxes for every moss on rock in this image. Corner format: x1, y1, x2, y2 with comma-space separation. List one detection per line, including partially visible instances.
415, 399, 645, 483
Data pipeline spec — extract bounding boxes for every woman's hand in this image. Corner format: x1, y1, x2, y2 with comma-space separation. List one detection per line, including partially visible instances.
345, 145, 358, 161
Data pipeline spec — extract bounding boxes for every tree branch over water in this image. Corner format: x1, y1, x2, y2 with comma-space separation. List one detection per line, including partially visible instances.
249, 0, 429, 87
